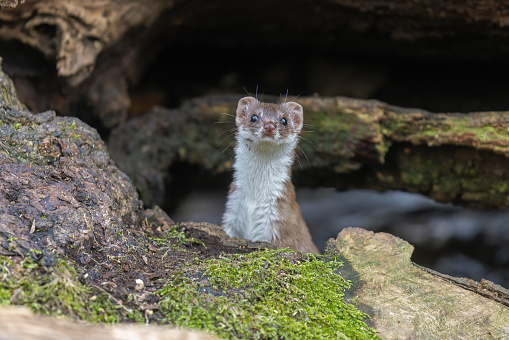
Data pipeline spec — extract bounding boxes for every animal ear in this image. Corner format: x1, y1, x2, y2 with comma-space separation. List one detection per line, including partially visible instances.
283, 102, 303, 131
237, 97, 258, 115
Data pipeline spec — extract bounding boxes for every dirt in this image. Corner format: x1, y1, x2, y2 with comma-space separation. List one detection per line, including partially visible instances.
64, 215, 263, 322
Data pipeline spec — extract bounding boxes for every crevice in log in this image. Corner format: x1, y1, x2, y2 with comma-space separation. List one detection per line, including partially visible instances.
415, 263, 509, 307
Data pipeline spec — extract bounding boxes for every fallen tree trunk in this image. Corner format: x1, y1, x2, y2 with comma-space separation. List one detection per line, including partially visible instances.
108, 95, 509, 210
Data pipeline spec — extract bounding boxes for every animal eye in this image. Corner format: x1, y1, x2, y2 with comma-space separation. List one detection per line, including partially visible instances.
280, 117, 288, 126
250, 115, 259, 123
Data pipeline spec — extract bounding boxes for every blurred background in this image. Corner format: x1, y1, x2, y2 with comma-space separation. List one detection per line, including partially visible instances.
1, 0, 508, 286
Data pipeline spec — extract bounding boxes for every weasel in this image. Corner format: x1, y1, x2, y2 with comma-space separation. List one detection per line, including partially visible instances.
221, 96, 319, 254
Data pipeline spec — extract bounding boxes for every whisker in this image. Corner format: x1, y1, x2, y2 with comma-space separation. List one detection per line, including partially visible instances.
218, 128, 237, 136
220, 112, 236, 118
219, 132, 237, 145
227, 147, 236, 163
298, 146, 311, 166
295, 152, 303, 171
222, 141, 236, 154
300, 136, 317, 148
291, 94, 300, 101
302, 130, 314, 133
243, 87, 252, 96
214, 121, 236, 124
285, 89, 288, 103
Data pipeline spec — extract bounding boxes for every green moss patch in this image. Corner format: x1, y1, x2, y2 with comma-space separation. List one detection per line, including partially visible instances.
0, 252, 124, 323
157, 249, 380, 339
150, 224, 206, 248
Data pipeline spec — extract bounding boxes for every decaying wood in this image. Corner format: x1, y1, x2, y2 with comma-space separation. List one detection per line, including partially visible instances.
328, 227, 509, 339
0, 0, 175, 128
0, 0, 170, 86
415, 264, 509, 308
0, 307, 219, 340
108, 95, 509, 210
2, 0, 509, 128
2, 0, 509, 84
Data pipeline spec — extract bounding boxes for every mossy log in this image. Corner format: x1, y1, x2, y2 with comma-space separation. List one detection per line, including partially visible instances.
108, 95, 509, 210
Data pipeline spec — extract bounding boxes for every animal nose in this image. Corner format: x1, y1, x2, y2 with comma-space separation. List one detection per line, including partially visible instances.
263, 123, 275, 132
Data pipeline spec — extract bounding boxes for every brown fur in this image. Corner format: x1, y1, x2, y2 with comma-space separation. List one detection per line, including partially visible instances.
273, 179, 320, 254
236, 97, 303, 139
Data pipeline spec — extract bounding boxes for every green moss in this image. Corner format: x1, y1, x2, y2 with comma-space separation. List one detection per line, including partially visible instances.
401, 171, 424, 186
150, 224, 205, 248
381, 111, 509, 155
0, 253, 129, 323
495, 181, 509, 193
157, 249, 380, 339
304, 111, 385, 171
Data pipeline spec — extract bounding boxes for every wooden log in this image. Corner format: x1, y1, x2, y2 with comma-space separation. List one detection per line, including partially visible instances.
0, 0, 173, 128
0, 0, 169, 86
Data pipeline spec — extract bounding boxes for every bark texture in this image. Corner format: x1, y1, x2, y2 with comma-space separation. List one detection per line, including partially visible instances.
0, 62, 144, 257
329, 227, 509, 339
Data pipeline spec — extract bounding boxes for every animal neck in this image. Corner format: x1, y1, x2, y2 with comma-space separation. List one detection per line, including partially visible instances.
234, 137, 296, 190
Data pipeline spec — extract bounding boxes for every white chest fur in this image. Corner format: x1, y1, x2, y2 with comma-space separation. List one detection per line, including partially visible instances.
222, 138, 297, 243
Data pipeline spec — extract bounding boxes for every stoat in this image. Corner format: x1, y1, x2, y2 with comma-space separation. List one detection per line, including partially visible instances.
221, 96, 319, 254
